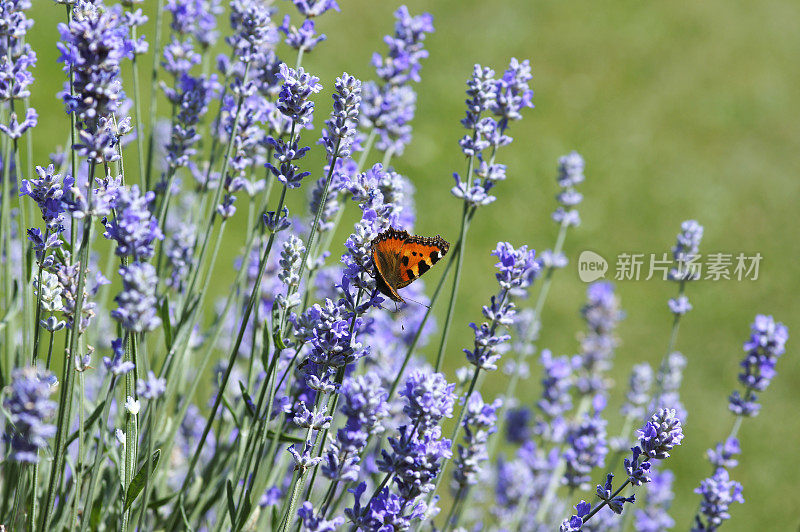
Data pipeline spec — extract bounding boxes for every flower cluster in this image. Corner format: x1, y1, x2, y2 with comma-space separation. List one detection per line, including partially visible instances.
728, 314, 788, 416
668, 220, 704, 316
464, 242, 537, 371
0, 0, 38, 139
3, 366, 57, 463
58, 2, 133, 163
360, 6, 433, 156
111, 262, 161, 333
451, 59, 533, 208
574, 282, 623, 397
452, 393, 501, 489
320, 73, 362, 160
346, 370, 455, 527
103, 185, 164, 260
560, 409, 684, 530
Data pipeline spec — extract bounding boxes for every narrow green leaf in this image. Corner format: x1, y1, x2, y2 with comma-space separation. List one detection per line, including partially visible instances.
65, 400, 106, 446
271, 505, 281, 529
159, 297, 173, 349
220, 392, 241, 429
266, 429, 304, 444
239, 381, 257, 419
124, 449, 161, 510
225, 479, 237, 527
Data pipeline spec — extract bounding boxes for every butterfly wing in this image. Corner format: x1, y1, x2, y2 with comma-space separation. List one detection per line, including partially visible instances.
371, 228, 411, 302
372, 227, 450, 302
395, 234, 450, 288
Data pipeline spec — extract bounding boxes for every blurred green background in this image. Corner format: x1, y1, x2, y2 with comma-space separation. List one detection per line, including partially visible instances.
27, 0, 800, 529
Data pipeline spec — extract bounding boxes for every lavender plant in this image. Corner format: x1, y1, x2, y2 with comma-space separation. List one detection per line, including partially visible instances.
0, 2, 789, 531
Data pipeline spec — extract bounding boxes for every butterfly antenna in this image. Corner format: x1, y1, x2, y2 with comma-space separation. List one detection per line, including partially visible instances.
401, 295, 431, 309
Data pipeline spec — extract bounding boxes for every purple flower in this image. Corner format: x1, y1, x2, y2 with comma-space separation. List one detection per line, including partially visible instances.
464, 243, 537, 371
372, 6, 433, 86
279, 16, 326, 52
103, 338, 135, 376
491, 57, 534, 130
164, 74, 218, 168
265, 137, 311, 190
552, 151, 585, 227
276, 64, 322, 127
162, 37, 201, 77
595, 473, 635, 514
453, 393, 501, 488
707, 438, 740, 470
378, 424, 453, 500
278, 234, 306, 293
320, 73, 361, 159
637, 408, 684, 460
288, 442, 324, 470
3, 366, 57, 463
111, 262, 162, 333
227, 0, 279, 63
290, 0, 340, 18
0, 108, 37, 139
346, 482, 428, 531
669, 219, 704, 282
164, 220, 196, 291
624, 446, 651, 486
460, 65, 497, 140
634, 466, 676, 531
58, 2, 133, 163
20, 165, 74, 228
166, 0, 222, 47
297, 501, 343, 532
102, 185, 164, 260
650, 351, 687, 421
504, 407, 531, 444
563, 413, 608, 489
0, 0, 37, 136
359, 7, 433, 155
537, 349, 574, 421
55, 257, 107, 333
399, 369, 456, 431
620, 363, 653, 419
575, 282, 623, 396
728, 314, 788, 417
560, 501, 591, 532
693, 468, 744, 531
322, 373, 388, 482
137, 370, 166, 399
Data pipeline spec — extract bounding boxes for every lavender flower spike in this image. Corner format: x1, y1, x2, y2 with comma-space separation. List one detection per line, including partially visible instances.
111, 262, 162, 333
729, 314, 788, 417
3, 367, 58, 463
277, 63, 323, 127
320, 73, 361, 159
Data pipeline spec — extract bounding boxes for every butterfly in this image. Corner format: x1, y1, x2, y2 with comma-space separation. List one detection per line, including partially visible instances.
371, 227, 450, 303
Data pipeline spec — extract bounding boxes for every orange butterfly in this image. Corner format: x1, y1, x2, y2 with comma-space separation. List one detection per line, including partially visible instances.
371, 227, 450, 303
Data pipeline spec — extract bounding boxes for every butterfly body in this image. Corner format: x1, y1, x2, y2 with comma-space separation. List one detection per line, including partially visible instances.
371, 227, 450, 303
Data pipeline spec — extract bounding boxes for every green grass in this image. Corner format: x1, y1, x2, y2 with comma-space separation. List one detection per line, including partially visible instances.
26, 0, 800, 529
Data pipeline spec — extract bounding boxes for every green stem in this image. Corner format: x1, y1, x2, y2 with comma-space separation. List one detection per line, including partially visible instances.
70, 371, 86, 529
144, 0, 166, 190
129, 25, 146, 190
136, 397, 157, 530
40, 162, 95, 532
122, 332, 140, 532
433, 202, 470, 372
79, 375, 117, 532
